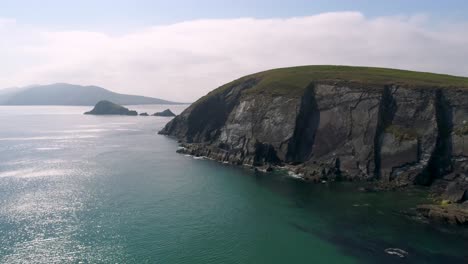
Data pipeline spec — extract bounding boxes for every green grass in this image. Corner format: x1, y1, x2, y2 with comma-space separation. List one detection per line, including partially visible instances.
206, 65, 468, 98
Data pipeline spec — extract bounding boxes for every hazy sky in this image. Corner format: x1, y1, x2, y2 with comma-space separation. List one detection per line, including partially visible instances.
1, 0, 468, 101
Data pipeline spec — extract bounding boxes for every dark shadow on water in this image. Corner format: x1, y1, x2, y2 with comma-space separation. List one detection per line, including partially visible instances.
209, 163, 468, 263
289, 221, 468, 264
246, 169, 468, 263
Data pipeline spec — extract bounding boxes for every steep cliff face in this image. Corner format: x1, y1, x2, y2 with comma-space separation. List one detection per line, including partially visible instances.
159, 66, 468, 190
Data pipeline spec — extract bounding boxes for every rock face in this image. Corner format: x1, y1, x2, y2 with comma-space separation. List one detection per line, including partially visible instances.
153, 109, 176, 117
159, 66, 468, 222
84, 100, 138, 115
442, 174, 468, 203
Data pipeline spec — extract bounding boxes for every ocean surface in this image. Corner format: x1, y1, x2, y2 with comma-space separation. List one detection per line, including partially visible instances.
0, 105, 466, 263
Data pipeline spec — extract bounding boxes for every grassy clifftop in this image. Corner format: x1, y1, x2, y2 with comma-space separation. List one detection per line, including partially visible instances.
206, 65, 468, 98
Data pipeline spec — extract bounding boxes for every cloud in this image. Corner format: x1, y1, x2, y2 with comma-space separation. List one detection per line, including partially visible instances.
1, 12, 468, 101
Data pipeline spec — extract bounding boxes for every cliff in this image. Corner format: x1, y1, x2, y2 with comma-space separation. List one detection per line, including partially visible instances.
159, 66, 468, 222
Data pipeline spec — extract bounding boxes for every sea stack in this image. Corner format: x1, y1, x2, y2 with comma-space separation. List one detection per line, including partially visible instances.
153, 109, 176, 117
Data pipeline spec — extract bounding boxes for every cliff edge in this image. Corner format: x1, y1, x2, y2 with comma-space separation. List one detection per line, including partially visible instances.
159, 65, 468, 223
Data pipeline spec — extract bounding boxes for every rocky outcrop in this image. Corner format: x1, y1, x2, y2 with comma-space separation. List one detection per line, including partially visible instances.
159, 66, 468, 223
416, 204, 468, 225
153, 109, 176, 117
84, 100, 138, 115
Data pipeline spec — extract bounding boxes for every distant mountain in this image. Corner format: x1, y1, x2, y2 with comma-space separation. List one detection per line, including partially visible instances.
0, 83, 180, 105
0, 87, 26, 96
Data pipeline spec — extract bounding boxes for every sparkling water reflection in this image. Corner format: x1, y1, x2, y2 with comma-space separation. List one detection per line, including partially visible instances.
0, 105, 466, 263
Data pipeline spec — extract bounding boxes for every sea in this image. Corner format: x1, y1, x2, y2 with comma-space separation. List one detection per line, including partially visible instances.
0, 105, 466, 263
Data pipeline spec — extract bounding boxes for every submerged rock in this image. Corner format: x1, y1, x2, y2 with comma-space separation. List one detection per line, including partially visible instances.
416, 204, 468, 225
358, 186, 378, 193
153, 109, 176, 117
84, 100, 138, 116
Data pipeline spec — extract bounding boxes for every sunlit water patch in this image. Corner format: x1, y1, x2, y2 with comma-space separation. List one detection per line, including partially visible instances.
0, 135, 99, 141
35, 147, 63, 151
0, 105, 466, 263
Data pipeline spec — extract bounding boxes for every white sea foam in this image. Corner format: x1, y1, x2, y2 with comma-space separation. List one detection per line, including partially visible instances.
36, 147, 62, 151
287, 171, 304, 179
384, 248, 408, 258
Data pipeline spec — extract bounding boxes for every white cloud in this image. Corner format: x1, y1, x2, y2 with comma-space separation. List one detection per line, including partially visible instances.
1, 12, 468, 101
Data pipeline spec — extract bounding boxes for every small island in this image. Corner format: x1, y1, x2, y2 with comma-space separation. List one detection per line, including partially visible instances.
139, 112, 149, 116
84, 100, 138, 115
153, 109, 176, 117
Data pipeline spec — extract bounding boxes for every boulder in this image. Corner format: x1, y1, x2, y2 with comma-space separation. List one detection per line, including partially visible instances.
442, 176, 468, 203
153, 109, 176, 117
84, 100, 138, 116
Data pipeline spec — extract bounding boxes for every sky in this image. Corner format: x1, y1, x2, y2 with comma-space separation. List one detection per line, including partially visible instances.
1, 0, 468, 101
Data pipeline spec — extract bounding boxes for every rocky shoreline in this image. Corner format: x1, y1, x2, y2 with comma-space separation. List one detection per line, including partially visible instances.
160, 66, 468, 226
176, 142, 468, 226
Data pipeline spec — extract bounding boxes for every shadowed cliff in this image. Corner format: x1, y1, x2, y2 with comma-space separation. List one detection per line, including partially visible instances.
159, 66, 468, 224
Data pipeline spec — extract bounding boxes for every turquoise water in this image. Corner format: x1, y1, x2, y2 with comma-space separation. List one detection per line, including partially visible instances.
0, 105, 466, 263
